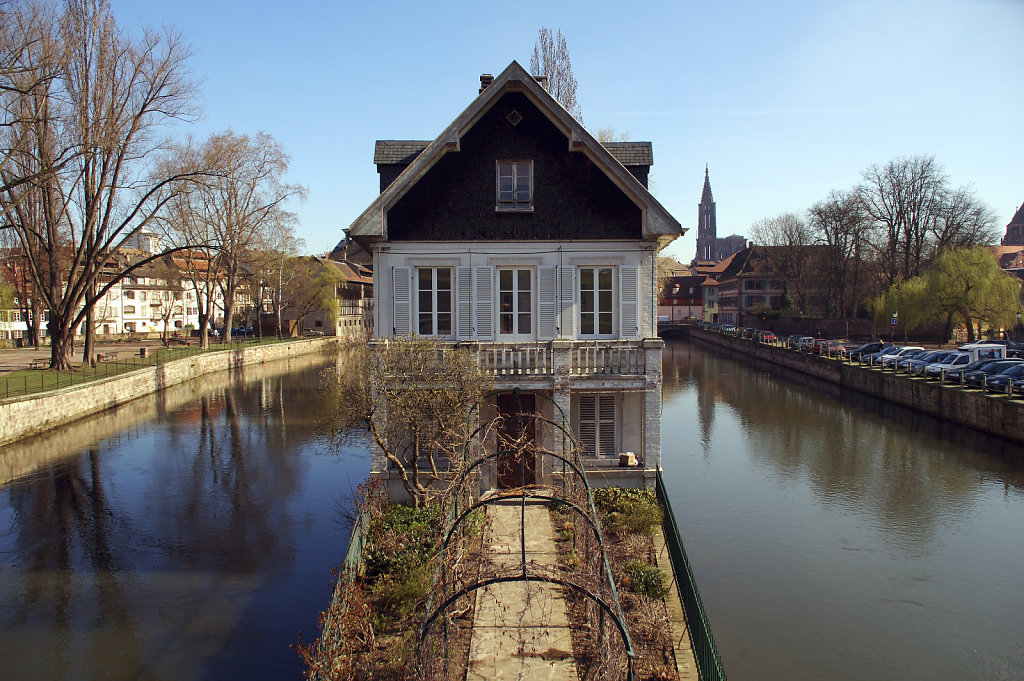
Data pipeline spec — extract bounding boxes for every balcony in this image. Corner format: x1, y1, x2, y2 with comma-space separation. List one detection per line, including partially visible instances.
472, 339, 650, 377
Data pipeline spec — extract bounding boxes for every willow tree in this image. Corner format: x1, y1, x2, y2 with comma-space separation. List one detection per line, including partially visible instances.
925, 246, 1019, 342
322, 338, 492, 507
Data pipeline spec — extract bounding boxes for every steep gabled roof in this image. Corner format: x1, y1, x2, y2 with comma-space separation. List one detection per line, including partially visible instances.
349, 60, 681, 247
373, 139, 653, 170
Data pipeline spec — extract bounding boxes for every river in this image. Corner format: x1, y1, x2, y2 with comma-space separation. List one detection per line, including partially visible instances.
660, 339, 1024, 681
2, 343, 1023, 680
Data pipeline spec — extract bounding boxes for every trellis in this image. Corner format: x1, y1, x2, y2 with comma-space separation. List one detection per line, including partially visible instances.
416, 388, 635, 680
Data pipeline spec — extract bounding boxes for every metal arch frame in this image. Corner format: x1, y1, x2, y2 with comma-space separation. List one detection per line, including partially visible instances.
418, 574, 635, 681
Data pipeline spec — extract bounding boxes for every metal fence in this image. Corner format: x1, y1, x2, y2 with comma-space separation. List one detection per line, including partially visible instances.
655, 471, 728, 681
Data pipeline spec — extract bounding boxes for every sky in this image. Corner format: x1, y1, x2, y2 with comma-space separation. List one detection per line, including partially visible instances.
109, 0, 1023, 264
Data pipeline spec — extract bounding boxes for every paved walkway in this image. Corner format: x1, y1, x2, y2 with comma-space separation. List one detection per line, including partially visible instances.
467, 500, 577, 681
0, 340, 166, 375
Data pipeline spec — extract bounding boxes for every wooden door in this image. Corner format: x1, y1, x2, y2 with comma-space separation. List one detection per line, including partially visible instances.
496, 392, 536, 488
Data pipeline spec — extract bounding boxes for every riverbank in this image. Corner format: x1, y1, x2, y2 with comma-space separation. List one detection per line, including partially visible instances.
689, 328, 1024, 446
0, 337, 346, 447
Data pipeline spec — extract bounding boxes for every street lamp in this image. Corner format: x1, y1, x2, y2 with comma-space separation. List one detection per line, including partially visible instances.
1016, 310, 1022, 342
890, 311, 898, 342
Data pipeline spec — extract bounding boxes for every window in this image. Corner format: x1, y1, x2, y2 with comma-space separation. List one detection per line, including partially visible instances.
124, 291, 135, 300
139, 291, 147, 301
496, 160, 532, 210
498, 268, 532, 337
579, 394, 616, 457
417, 267, 452, 336
11, 311, 20, 322
123, 305, 136, 314
579, 267, 614, 336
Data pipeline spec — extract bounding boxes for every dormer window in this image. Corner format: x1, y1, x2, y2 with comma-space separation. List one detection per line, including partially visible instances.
496, 160, 532, 211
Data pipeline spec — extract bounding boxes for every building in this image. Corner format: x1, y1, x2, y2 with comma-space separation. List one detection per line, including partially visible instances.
1000, 203, 1024, 246
282, 256, 373, 338
658, 274, 704, 322
692, 166, 746, 264
349, 61, 683, 494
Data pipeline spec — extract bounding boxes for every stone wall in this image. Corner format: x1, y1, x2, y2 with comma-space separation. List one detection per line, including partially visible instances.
0, 338, 345, 448
690, 330, 1024, 446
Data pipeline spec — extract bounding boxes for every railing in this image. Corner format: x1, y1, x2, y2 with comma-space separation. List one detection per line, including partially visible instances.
572, 340, 645, 375
473, 339, 648, 377
656, 471, 728, 681
475, 341, 553, 376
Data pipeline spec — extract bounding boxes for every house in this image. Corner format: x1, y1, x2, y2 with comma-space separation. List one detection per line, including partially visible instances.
658, 274, 704, 322
349, 61, 683, 495
282, 256, 373, 338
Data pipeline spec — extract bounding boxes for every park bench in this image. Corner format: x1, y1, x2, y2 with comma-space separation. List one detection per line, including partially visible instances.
97, 351, 119, 362
28, 359, 44, 369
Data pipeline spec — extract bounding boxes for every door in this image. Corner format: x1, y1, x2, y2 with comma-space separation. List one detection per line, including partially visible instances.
496, 392, 536, 488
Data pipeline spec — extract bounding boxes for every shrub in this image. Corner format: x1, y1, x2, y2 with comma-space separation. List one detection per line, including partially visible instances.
622, 559, 668, 599
592, 487, 664, 536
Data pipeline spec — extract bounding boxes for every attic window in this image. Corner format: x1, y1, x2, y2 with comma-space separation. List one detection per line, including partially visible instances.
506, 110, 523, 126
496, 160, 533, 211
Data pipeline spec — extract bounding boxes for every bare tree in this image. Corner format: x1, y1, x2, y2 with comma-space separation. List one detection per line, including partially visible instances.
530, 27, 582, 122
179, 130, 305, 343
322, 337, 492, 507
807, 190, 871, 317
750, 212, 816, 312
242, 217, 303, 338
0, 0, 200, 369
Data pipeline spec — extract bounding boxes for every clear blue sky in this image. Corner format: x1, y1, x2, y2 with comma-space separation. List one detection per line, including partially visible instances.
111, 0, 1023, 263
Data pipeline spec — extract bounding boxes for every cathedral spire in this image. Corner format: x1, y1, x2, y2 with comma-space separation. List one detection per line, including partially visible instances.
701, 164, 713, 204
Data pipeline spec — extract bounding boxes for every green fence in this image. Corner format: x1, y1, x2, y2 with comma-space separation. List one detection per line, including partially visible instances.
656, 470, 728, 681
0, 337, 295, 400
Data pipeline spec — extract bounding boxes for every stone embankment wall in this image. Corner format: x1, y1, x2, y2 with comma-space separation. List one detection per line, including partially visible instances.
0, 338, 344, 448
689, 330, 1024, 446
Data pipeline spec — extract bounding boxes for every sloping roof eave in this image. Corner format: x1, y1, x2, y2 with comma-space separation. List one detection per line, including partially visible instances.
349, 60, 681, 242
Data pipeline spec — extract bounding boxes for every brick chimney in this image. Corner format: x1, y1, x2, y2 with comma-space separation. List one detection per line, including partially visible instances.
479, 74, 493, 94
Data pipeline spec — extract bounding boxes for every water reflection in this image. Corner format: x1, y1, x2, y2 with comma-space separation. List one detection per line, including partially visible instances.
0, 352, 369, 681
661, 340, 1024, 681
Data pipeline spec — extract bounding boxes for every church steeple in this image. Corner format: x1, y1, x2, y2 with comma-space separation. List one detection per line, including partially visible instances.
701, 164, 713, 204
694, 165, 718, 263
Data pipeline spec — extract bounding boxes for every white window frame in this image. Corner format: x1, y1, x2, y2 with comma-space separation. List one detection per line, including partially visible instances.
496, 160, 533, 211
578, 266, 615, 339
578, 393, 617, 457
416, 267, 454, 338
496, 267, 534, 341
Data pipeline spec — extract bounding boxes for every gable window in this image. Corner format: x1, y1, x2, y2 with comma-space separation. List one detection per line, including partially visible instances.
417, 267, 452, 336
496, 160, 532, 211
579, 394, 616, 457
498, 268, 532, 338
579, 267, 614, 337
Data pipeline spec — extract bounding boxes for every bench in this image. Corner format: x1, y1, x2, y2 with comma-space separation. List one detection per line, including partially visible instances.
97, 351, 119, 362
28, 359, 44, 369
170, 338, 190, 346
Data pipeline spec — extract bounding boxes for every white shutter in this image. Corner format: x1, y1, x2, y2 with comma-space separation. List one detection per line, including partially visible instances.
598, 395, 616, 456
474, 266, 494, 340
392, 266, 412, 336
456, 266, 473, 339
618, 264, 639, 339
538, 266, 556, 340
578, 395, 596, 455
557, 265, 574, 338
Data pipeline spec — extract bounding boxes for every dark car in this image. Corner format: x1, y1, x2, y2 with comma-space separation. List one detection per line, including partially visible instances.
904, 350, 952, 375
849, 342, 893, 361
955, 359, 1024, 388
984, 364, 1024, 393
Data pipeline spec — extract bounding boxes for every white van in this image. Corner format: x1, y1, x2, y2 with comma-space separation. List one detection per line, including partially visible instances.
958, 343, 1006, 363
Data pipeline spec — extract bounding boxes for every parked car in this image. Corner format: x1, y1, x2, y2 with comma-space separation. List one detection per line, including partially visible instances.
923, 351, 971, 379
849, 342, 893, 361
904, 350, 953, 375
985, 364, 1024, 393
864, 345, 904, 364
759, 330, 778, 343
959, 359, 1024, 389
815, 340, 847, 357
879, 346, 925, 367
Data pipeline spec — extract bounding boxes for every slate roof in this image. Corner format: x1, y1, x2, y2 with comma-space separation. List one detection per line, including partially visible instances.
373, 140, 432, 165
350, 61, 680, 246
602, 142, 653, 167
373, 139, 653, 169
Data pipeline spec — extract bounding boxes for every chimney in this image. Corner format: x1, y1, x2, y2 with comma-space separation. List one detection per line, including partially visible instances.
533, 74, 549, 91
479, 74, 493, 94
